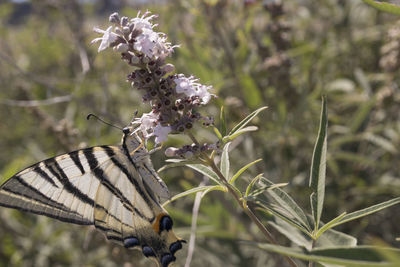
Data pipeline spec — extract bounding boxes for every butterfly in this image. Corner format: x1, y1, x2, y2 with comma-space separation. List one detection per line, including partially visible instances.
0, 125, 184, 267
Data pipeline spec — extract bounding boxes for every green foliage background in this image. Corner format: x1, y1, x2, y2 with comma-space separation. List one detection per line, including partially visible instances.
0, 0, 399, 266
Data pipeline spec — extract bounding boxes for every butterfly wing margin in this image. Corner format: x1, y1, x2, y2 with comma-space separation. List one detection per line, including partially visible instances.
0, 147, 127, 225
0, 145, 184, 266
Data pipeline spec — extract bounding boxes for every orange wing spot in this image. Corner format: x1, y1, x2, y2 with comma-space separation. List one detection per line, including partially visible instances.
152, 212, 168, 233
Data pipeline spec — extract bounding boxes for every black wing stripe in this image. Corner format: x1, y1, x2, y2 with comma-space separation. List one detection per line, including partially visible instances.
33, 166, 59, 188
103, 145, 154, 211
44, 158, 95, 207
83, 147, 150, 220
121, 135, 138, 168
9, 175, 73, 213
0, 201, 91, 225
68, 150, 85, 175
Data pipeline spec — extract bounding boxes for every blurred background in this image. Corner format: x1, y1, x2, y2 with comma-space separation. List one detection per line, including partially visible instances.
0, 0, 400, 266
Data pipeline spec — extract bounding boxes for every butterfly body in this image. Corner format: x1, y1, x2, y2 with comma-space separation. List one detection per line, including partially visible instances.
0, 128, 183, 267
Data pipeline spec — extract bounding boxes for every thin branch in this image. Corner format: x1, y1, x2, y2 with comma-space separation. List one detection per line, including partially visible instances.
188, 134, 298, 267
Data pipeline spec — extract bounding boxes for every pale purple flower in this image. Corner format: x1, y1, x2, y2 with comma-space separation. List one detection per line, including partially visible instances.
91, 26, 119, 52
134, 28, 175, 60
174, 75, 213, 104
133, 112, 158, 139
130, 11, 157, 31
153, 124, 171, 144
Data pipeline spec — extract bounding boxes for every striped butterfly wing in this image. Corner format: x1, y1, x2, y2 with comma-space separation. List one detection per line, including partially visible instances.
0, 135, 184, 267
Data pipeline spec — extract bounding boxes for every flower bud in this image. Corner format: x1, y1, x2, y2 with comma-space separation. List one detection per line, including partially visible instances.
121, 16, 128, 26
109, 12, 120, 24
114, 43, 129, 52
162, 64, 175, 74
165, 147, 179, 157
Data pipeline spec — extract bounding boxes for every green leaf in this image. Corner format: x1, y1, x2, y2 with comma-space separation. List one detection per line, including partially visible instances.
230, 158, 262, 183
244, 173, 263, 198
162, 185, 226, 207
363, 0, 400, 16
250, 197, 312, 237
201, 185, 227, 199
252, 243, 400, 266
329, 197, 400, 229
224, 126, 258, 142
269, 217, 312, 249
229, 106, 268, 136
315, 228, 357, 248
261, 177, 312, 232
220, 142, 231, 179
186, 164, 222, 185
213, 126, 223, 140
220, 106, 227, 137
310, 96, 328, 231
158, 159, 201, 172
316, 212, 347, 239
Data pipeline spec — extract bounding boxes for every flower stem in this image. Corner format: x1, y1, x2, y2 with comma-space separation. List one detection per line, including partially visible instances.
188, 132, 298, 267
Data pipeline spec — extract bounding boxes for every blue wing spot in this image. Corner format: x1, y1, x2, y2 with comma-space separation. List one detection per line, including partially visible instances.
160, 215, 173, 232
142, 245, 155, 257
161, 253, 176, 267
169, 240, 184, 255
123, 237, 140, 248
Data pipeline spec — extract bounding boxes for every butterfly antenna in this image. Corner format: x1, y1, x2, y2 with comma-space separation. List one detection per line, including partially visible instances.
87, 113, 123, 131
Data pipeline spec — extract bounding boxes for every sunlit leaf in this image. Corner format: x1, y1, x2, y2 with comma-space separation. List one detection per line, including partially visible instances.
158, 159, 202, 172
230, 158, 262, 184
310, 96, 328, 231
329, 197, 400, 229
187, 164, 222, 185
244, 174, 263, 198
316, 212, 347, 239
260, 177, 311, 231
224, 126, 258, 142
220, 106, 227, 137
229, 106, 268, 136
250, 197, 312, 237
220, 142, 231, 179
162, 185, 225, 207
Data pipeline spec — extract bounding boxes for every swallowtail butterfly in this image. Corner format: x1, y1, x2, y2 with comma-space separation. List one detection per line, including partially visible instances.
0, 126, 184, 267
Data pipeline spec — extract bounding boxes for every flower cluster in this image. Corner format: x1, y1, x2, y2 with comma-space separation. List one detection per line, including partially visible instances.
92, 11, 215, 150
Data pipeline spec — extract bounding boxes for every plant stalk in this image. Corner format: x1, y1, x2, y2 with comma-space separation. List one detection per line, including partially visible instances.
187, 132, 298, 267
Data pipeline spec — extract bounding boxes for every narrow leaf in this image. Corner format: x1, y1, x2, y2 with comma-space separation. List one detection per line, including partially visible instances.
158, 159, 201, 172
187, 164, 222, 185
220, 142, 231, 179
250, 197, 312, 237
244, 173, 263, 198
316, 212, 347, 239
329, 197, 400, 229
310, 96, 328, 230
230, 158, 262, 183
201, 185, 227, 199
261, 177, 312, 231
315, 228, 357, 248
269, 219, 312, 249
224, 126, 258, 142
253, 243, 400, 266
363, 0, 400, 16
213, 126, 223, 140
229, 106, 268, 136
220, 106, 227, 136
162, 185, 225, 207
